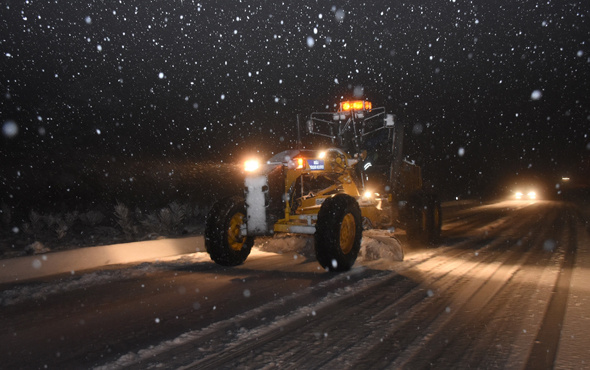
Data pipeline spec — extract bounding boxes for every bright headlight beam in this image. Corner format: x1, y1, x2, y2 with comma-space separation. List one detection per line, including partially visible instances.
244, 159, 260, 172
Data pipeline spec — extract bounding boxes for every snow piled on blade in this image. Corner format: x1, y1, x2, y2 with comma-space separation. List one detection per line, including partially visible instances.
359, 229, 404, 262
255, 230, 404, 262
256, 234, 315, 259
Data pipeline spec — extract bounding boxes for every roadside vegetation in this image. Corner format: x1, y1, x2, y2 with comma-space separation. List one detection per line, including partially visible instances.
0, 201, 211, 259
0, 159, 243, 259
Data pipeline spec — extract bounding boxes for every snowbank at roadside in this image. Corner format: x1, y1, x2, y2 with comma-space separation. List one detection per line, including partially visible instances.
0, 236, 203, 284
1, 229, 404, 285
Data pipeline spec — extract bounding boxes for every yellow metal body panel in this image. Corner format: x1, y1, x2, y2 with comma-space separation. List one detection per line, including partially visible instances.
270, 148, 388, 231
360, 204, 381, 228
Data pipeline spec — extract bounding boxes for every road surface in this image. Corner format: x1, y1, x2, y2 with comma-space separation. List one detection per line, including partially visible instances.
1, 199, 589, 369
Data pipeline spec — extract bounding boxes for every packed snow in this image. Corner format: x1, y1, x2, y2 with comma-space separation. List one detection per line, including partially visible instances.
0, 230, 403, 307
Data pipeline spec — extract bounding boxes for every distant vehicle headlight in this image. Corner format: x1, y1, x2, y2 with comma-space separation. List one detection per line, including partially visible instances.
515, 190, 536, 200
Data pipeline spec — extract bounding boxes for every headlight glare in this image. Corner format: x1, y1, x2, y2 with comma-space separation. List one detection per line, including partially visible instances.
244, 159, 260, 172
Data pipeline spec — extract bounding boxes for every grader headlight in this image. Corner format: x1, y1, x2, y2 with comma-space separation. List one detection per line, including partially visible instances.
244, 159, 261, 172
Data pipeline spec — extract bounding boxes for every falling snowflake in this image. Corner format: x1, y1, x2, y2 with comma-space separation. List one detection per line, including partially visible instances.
530, 90, 542, 100
2, 121, 18, 138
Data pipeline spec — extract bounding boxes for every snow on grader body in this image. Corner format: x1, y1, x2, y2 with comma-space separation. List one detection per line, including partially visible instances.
205, 100, 442, 271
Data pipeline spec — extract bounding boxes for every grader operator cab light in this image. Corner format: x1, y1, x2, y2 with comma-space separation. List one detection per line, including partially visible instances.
340, 100, 372, 112
335, 100, 373, 120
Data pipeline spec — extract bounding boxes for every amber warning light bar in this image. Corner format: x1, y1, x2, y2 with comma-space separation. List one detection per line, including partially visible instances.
339, 100, 372, 112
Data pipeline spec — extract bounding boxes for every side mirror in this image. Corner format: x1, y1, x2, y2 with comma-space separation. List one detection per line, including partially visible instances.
306, 119, 314, 133
385, 114, 395, 128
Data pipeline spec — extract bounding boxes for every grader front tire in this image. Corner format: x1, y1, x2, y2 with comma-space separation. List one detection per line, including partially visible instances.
314, 194, 362, 272
205, 196, 254, 266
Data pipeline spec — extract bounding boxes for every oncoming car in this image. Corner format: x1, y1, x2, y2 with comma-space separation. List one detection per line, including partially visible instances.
514, 189, 537, 200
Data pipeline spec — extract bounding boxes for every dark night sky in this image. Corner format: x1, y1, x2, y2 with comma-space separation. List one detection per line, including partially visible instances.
1, 0, 589, 200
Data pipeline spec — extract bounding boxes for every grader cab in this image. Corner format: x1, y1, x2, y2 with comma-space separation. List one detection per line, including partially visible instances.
205, 100, 441, 271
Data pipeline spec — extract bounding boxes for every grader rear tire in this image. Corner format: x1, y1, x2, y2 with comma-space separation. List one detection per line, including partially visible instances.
407, 193, 442, 245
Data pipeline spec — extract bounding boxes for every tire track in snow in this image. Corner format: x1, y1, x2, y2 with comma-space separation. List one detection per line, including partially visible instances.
176, 271, 418, 369
178, 202, 562, 369
346, 203, 562, 368
95, 201, 580, 369
187, 204, 554, 368
526, 206, 578, 369
238, 210, 545, 368
465, 208, 572, 368
98, 267, 394, 369
442, 202, 522, 233
392, 204, 566, 368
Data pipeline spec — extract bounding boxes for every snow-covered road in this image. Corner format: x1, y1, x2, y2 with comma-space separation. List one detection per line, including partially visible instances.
1, 200, 589, 369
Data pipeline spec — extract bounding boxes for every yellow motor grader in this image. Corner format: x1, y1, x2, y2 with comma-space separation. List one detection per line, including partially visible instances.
205, 100, 441, 271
